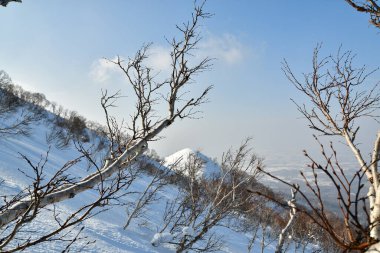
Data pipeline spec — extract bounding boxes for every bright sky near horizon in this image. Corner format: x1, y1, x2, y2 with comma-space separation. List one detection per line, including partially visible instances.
1, 0, 380, 166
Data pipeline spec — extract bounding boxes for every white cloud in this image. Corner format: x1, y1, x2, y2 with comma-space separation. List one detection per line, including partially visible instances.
145, 34, 248, 69
199, 33, 248, 65
89, 34, 248, 83
89, 58, 118, 83
145, 46, 172, 73
90, 47, 172, 83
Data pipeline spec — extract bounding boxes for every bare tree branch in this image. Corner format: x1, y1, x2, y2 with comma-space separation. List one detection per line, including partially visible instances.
274, 45, 380, 250
345, 0, 380, 29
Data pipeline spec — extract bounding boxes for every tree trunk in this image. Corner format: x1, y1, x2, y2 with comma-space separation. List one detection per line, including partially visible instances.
0, 119, 172, 228
275, 188, 297, 253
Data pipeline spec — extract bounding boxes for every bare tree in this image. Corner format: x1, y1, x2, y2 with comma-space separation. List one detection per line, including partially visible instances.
345, 0, 380, 29
257, 206, 280, 253
244, 180, 289, 252
0, 2, 213, 251
123, 158, 171, 229
272, 45, 380, 251
152, 139, 262, 252
0, 143, 139, 252
245, 218, 261, 253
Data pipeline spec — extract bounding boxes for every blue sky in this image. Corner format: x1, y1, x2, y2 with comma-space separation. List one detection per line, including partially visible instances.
1, 0, 379, 164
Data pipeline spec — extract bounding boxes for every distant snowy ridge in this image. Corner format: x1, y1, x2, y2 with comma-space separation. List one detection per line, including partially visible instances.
164, 148, 221, 180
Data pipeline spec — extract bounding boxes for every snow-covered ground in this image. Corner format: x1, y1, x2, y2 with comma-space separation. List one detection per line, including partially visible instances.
0, 118, 320, 252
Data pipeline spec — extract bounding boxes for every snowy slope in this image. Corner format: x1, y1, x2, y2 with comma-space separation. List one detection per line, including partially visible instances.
0, 114, 319, 252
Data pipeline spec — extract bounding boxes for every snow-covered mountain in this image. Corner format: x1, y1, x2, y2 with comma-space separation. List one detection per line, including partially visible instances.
0, 97, 322, 252
0, 120, 258, 252
164, 148, 221, 180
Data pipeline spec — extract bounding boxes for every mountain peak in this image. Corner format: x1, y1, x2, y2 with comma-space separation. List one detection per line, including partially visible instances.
164, 148, 220, 180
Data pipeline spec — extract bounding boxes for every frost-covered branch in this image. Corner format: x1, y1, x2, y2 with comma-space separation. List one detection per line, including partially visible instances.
275, 186, 298, 253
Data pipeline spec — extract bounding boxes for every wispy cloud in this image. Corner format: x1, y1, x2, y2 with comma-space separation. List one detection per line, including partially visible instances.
145, 46, 172, 73
89, 58, 118, 83
199, 33, 249, 65
144, 33, 249, 71
89, 47, 172, 83
89, 33, 249, 83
